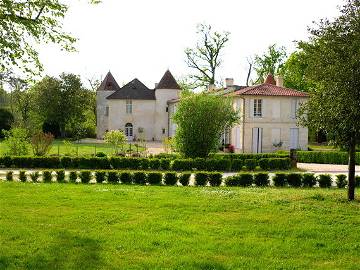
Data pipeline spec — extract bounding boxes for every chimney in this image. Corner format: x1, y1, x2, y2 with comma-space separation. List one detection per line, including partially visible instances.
207, 84, 216, 91
225, 78, 234, 88
155, 82, 159, 88
264, 74, 276, 85
275, 76, 284, 87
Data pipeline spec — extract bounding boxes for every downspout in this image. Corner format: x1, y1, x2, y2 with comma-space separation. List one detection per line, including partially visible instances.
240, 97, 246, 153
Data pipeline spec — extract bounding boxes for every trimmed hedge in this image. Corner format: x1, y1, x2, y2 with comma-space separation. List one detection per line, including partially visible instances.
6, 171, 13, 181
147, 172, 162, 185
194, 172, 208, 186
42, 170, 52, 183
208, 172, 222, 186
254, 173, 269, 186
55, 170, 65, 183
287, 173, 302, 187
302, 173, 317, 187
133, 172, 146, 185
214, 153, 288, 160
297, 151, 360, 165
244, 159, 257, 170
95, 171, 106, 184
79, 171, 91, 184
273, 173, 287, 187
19, 170, 27, 182
318, 174, 332, 188
69, 171, 77, 183
30, 171, 40, 183
164, 172, 178, 186
336, 174, 347, 188
179, 173, 191, 186
259, 158, 291, 170
226, 173, 253, 187
107, 171, 119, 184
119, 171, 132, 184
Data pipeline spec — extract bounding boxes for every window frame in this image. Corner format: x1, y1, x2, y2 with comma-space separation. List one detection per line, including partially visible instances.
253, 99, 262, 117
126, 100, 132, 114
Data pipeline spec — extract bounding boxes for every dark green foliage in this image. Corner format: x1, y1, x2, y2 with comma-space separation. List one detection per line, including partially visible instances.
273, 173, 287, 187
171, 159, 193, 171
0, 108, 14, 137
119, 171, 132, 184
287, 173, 302, 187
149, 159, 161, 170
179, 173, 191, 186
254, 173, 269, 187
79, 171, 91, 184
61, 156, 72, 168
19, 170, 27, 182
6, 171, 13, 181
206, 159, 231, 171
336, 174, 347, 188
164, 172, 178, 186
194, 172, 208, 186
69, 171, 77, 183
107, 171, 119, 184
231, 159, 243, 171
225, 175, 240, 186
238, 173, 253, 187
356, 176, 360, 187
42, 170, 52, 183
160, 159, 171, 170
30, 172, 40, 183
318, 174, 332, 188
55, 170, 65, 183
215, 153, 289, 161
302, 173, 317, 187
140, 159, 149, 170
208, 172, 222, 186
297, 151, 360, 165
133, 172, 147, 185
147, 172, 163, 185
95, 171, 106, 184
95, 152, 107, 157
244, 159, 257, 170
259, 158, 291, 170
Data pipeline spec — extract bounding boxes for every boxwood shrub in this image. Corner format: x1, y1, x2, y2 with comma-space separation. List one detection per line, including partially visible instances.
171, 159, 193, 171
42, 170, 52, 183
336, 174, 347, 188
79, 171, 91, 184
19, 170, 27, 182
318, 174, 332, 188
69, 171, 77, 183
133, 171, 147, 185
356, 176, 360, 187
179, 173, 191, 186
254, 173, 269, 186
30, 171, 40, 183
225, 175, 240, 186
119, 171, 132, 184
194, 172, 208, 186
6, 171, 13, 182
208, 172, 222, 186
302, 173, 317, 187
95, 171, 106, 184
231, 159, 243, 171
164, 172, 177, 186
160, 159, 171, 170
107, 170, 119, 184
238, 173, 253, 187
55, 170, 65, 183
244, 159, 257, 170
149, 159, 161, 170
273, 173, 287, 187
287, 173, 302, 187
147, 172, 162, 185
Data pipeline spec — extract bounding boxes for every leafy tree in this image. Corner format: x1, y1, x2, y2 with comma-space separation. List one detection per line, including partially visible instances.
104, 130, 127, 155
185, 24, 230, 89
298, 0, 360, 200
31, 131, 54, 156
173, 93, 239, 158
2, 127, 30, 155
0, 108, 14, 137
253, 44, 287, 84
0, 0, 100, 75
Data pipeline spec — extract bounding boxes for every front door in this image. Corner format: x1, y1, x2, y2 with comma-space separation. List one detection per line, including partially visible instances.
125, 123, 133, 141
290, 128, 299, 150
252, 127, 263, 153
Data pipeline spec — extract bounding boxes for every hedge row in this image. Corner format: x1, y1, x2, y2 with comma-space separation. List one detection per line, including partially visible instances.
297, 151, 360, 165
0, 156, 291, 171
5, 170, 360, 188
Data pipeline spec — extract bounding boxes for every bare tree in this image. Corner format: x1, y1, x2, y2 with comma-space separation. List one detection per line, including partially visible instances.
185, 24, 230, 89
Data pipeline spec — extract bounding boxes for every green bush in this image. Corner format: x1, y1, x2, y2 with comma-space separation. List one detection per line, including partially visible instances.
147, 172, 162, 185
225, 175, 240, 186
254, 173, 269, 186
95, 152, 107, 157
119, 171, 132, 184
6, 171, 13, 181
164, 172, 177, 186
42, 170, 52, 183
79, 171, 91, 184
238, 173, 254, 187
287, 173, 302, 187
356, 176, 360, 187
149, 159, 161, 170
231, 159, 243, 171
194, 172, 208, 186
318, 174, 332, 188
69, 171, 77, 183
206, 159, 231, 171
336, 174, 347, 188
171, 159, 193, 171
107, 171, 119, 184
208, 172, 222, 186
273, 173, 287, 187
302, 173, 317, 187
140, 158, 149, 170
244, 159, 257, 170
215, 153, 289, 161
297, 151, 360, 165
19, 170, 27, 182
133, 171, 146, 185
30, 171, 40, 183
55, 170, 65, 183
179, 173, 191, 186
258, 159, 269, 170
95, 171, 106, 184
160, 159, 171, 170
61, 156, 72, 168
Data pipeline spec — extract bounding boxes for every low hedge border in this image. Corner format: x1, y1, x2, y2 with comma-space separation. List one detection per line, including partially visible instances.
297, 151, 360, 165
3, 170, 360, 188
0, 156, 291, 172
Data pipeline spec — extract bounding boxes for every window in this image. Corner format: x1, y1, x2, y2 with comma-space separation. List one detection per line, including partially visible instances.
126, 100, 132, 114
162, 128, 166, 134
105, 106, 109, 116
290, 99, 297, 119
166, 107, 168, 112
125, 123, 133, 137
254, 99, 262, 117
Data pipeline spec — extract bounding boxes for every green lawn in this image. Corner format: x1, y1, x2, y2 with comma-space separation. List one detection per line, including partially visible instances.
0, 183, 359, 269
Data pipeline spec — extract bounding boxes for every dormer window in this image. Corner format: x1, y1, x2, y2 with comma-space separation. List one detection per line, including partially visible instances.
126, 100, 132, 114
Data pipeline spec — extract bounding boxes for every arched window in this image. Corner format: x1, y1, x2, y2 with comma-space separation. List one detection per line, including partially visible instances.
125, 123, 133, 138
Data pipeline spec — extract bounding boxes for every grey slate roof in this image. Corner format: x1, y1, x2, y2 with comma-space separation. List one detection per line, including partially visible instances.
97, 71, 121, 91
106, 78, 156, 100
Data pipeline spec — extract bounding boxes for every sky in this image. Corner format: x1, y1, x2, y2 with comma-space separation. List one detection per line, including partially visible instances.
38, 0, 342, 88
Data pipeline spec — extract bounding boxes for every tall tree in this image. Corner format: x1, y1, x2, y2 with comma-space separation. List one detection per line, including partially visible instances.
298, 0, 360, 200
253, 44, 287, 84
185, 24, 230, 89
0, 0, 100, 75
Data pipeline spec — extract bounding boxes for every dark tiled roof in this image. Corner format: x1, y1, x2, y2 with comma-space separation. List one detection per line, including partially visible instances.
106, 78, 155, 100
98, 71, 121, 91
231, 84, 309, 97
156, 70, 181, 90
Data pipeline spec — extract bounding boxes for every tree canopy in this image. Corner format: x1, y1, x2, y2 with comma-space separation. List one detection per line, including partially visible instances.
298, 0, 360, 200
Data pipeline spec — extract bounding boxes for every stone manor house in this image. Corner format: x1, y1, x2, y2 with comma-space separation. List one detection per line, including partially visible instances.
96, 71, 309, 153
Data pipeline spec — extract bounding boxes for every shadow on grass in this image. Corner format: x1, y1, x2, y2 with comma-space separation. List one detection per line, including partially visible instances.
1, 231, 107, 270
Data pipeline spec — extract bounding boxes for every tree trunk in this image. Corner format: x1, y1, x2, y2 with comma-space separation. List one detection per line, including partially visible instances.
348, 138, 356, 201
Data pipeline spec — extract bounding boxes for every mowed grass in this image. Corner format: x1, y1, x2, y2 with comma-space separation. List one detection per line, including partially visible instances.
0, 183, 360, 270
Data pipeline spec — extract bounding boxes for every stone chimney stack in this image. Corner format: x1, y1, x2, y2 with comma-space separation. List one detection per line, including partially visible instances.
275, 76, 284, 87
225, 78, 234, 88
155, 82, 159, 88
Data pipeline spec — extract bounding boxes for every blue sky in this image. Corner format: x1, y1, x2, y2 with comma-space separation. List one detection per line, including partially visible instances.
38, 0, 341, 88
